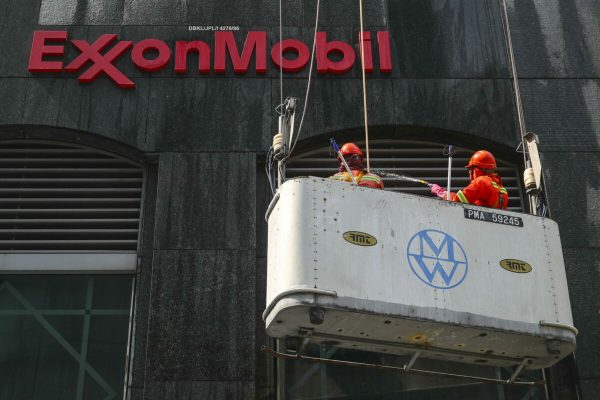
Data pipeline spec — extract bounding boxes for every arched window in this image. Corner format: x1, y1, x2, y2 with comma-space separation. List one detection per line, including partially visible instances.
287, 139, 524, 212
0, 140, 143, 400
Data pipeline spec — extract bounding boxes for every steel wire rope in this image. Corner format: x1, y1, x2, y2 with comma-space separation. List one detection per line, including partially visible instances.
279, 0, 283, 106
286, 0, 321, 159
499, 0, 527, 166
358, 0, 371, 171
499, 0, 548, 216
264, 0, 286, 196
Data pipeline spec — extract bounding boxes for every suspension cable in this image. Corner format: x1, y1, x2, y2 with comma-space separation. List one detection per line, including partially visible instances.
499, 0, 527, 166
358, 0, 371, 171
279, 0, 283, 107
499, 0, 550, 215
287, 0, 320, 158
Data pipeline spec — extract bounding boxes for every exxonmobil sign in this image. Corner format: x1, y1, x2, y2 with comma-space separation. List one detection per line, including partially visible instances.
28, 30, 392, 89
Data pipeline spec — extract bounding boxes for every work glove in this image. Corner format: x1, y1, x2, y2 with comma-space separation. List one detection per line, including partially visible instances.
430, 184, 447, 199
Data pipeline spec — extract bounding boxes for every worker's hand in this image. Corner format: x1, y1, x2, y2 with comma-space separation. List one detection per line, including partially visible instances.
430, 184, 447, 199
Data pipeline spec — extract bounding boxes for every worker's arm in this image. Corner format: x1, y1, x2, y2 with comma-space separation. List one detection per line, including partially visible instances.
454, 178, 485, 204
431, 180, 482, 203
431, 184, 454, 200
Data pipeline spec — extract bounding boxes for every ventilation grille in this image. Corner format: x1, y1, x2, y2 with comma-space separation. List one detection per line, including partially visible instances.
286, 140, 524, 212
0, 141, 143, 251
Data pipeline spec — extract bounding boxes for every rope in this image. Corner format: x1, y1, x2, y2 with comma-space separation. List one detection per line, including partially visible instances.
358, 0, 371, 171
287, 0, 320, 158
499, 0, 527, 166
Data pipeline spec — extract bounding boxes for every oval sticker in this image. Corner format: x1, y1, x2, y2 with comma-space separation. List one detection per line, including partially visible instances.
343, 231, 377, 246
500, 259, 532, 273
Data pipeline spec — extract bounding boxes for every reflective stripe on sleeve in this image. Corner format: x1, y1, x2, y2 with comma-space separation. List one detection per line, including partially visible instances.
359, 174, 381, 183
456, 190, 470, 204
330, 173, 350, 182
490, 181, 508, 194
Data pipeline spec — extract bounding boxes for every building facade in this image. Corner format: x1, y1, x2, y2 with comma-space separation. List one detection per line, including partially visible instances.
0, 0, 598, 399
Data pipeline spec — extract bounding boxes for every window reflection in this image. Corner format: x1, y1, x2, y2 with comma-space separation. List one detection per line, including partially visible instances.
0, 275, 133, 400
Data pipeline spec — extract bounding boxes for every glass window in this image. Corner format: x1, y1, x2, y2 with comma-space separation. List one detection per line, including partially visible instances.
0, 275, 133, 400
0, 139, 141, 399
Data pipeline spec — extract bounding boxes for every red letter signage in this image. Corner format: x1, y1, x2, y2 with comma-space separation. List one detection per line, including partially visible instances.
271, 39, 310, 73
65, 34, 134, 89
175, 41, 211, 74
27, 30, 393, 88
377, 31, 392, 73
359, 32, 374, 73
214, 31, 267, 74
316, 32, 356, 74
28, 30, 67, 72
132, 39, 171, 72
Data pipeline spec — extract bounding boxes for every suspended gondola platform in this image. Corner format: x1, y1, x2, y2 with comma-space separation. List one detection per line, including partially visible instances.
263, 177, 576, 383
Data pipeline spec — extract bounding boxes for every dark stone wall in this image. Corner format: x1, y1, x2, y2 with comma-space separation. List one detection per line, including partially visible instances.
0, 0, 597, 398
0, 0, 518, 150
507, 1, 600, 398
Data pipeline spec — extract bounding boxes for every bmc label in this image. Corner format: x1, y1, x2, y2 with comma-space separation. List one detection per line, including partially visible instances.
500, 259, 532, 273
407, 229, 468, 289
343, 231, 377, 246
464, 208, 523, 227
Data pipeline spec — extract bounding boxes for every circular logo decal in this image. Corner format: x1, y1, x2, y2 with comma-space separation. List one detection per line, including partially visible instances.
407, 229, 468, 289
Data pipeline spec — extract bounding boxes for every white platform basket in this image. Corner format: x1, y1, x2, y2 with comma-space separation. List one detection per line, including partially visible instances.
264, 177, 576, 369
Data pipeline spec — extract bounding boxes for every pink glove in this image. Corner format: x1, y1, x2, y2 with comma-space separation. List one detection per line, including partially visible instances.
430, 184, 447, 199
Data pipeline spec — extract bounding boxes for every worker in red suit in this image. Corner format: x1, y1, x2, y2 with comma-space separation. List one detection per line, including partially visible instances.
430, 150, 508, 209
330, 143, 384, 189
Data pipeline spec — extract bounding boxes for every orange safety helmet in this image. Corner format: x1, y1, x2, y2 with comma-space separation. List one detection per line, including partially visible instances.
338, 143, 363, 160
465, 150, 496, 170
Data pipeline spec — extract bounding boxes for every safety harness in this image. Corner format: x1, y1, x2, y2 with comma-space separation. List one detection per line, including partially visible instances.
490, 180, 508, 209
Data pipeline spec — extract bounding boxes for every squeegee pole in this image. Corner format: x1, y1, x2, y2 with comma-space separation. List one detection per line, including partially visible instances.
330, 138, 357, 184
446, 145, 453, 201
370, 169, 431, 187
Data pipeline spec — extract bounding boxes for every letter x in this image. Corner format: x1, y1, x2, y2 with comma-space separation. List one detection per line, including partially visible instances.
65, 34, 134, 89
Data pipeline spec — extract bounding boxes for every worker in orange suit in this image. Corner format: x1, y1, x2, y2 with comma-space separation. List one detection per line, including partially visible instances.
430, 150, 508, 209
330, 143, 384, 189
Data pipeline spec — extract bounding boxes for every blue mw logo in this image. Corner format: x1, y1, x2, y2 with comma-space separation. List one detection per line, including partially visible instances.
406, 229, 468, 289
